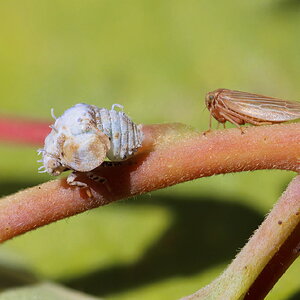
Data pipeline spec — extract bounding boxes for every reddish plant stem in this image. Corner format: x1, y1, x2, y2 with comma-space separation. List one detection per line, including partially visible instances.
0, 123, 299, 243
245, 220, 300, 300
183, 174, 300, 299
0, 117, 50, 145
0, 122, 299, 299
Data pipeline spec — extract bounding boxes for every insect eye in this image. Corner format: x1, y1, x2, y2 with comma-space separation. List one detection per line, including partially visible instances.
209, 95, 214, 101
50, 160, 59, 168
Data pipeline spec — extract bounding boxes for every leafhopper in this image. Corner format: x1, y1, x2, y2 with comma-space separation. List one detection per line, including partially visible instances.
205, 89, 300, 131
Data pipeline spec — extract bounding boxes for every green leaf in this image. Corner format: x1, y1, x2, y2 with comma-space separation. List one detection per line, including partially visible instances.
0, 283, 100, 300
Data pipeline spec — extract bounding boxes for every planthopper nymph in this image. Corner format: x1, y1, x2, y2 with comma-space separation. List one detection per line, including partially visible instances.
38, 103, 143, 185
205, 89, 300, 131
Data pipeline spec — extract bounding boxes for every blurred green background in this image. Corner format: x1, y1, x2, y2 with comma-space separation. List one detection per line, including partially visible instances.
0, 1, 299, 299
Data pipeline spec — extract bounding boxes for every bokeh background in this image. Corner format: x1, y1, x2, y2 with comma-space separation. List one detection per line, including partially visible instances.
0, 1, 299, 299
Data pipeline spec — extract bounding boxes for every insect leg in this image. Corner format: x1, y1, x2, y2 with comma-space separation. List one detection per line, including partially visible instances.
101, 161, 122, 167
222, 109, 273, 126
219, 111, 245, 133
67, 171, 107, 187
67, 172, 88, 187
86, 171, 107, 183
101, 160, 136, 167
209, 111, 212, 130
217, 102, 275, 126
243, 118, 274, 126
86, 171, 112, 193
203, 111, 213, 135
66, 171, 112, 194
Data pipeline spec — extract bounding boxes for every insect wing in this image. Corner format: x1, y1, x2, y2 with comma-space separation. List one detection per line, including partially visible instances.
219, 89, 300, 122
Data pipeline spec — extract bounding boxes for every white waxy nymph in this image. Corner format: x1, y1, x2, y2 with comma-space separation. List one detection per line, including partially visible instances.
38, 103, 143, 176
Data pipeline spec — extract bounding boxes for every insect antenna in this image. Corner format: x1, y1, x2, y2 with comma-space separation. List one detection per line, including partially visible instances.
201, 105, 207, 112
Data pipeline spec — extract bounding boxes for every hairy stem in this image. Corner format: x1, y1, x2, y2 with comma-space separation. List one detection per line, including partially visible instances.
182, 174, 300, 300
0, 123, 299, 243
0, 122, 299, 299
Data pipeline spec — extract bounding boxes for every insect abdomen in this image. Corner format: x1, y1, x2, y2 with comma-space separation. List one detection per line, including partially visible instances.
96, 107, 143, 161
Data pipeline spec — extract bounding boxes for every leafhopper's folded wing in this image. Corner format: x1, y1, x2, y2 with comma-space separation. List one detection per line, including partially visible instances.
219, 89, 300, 122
